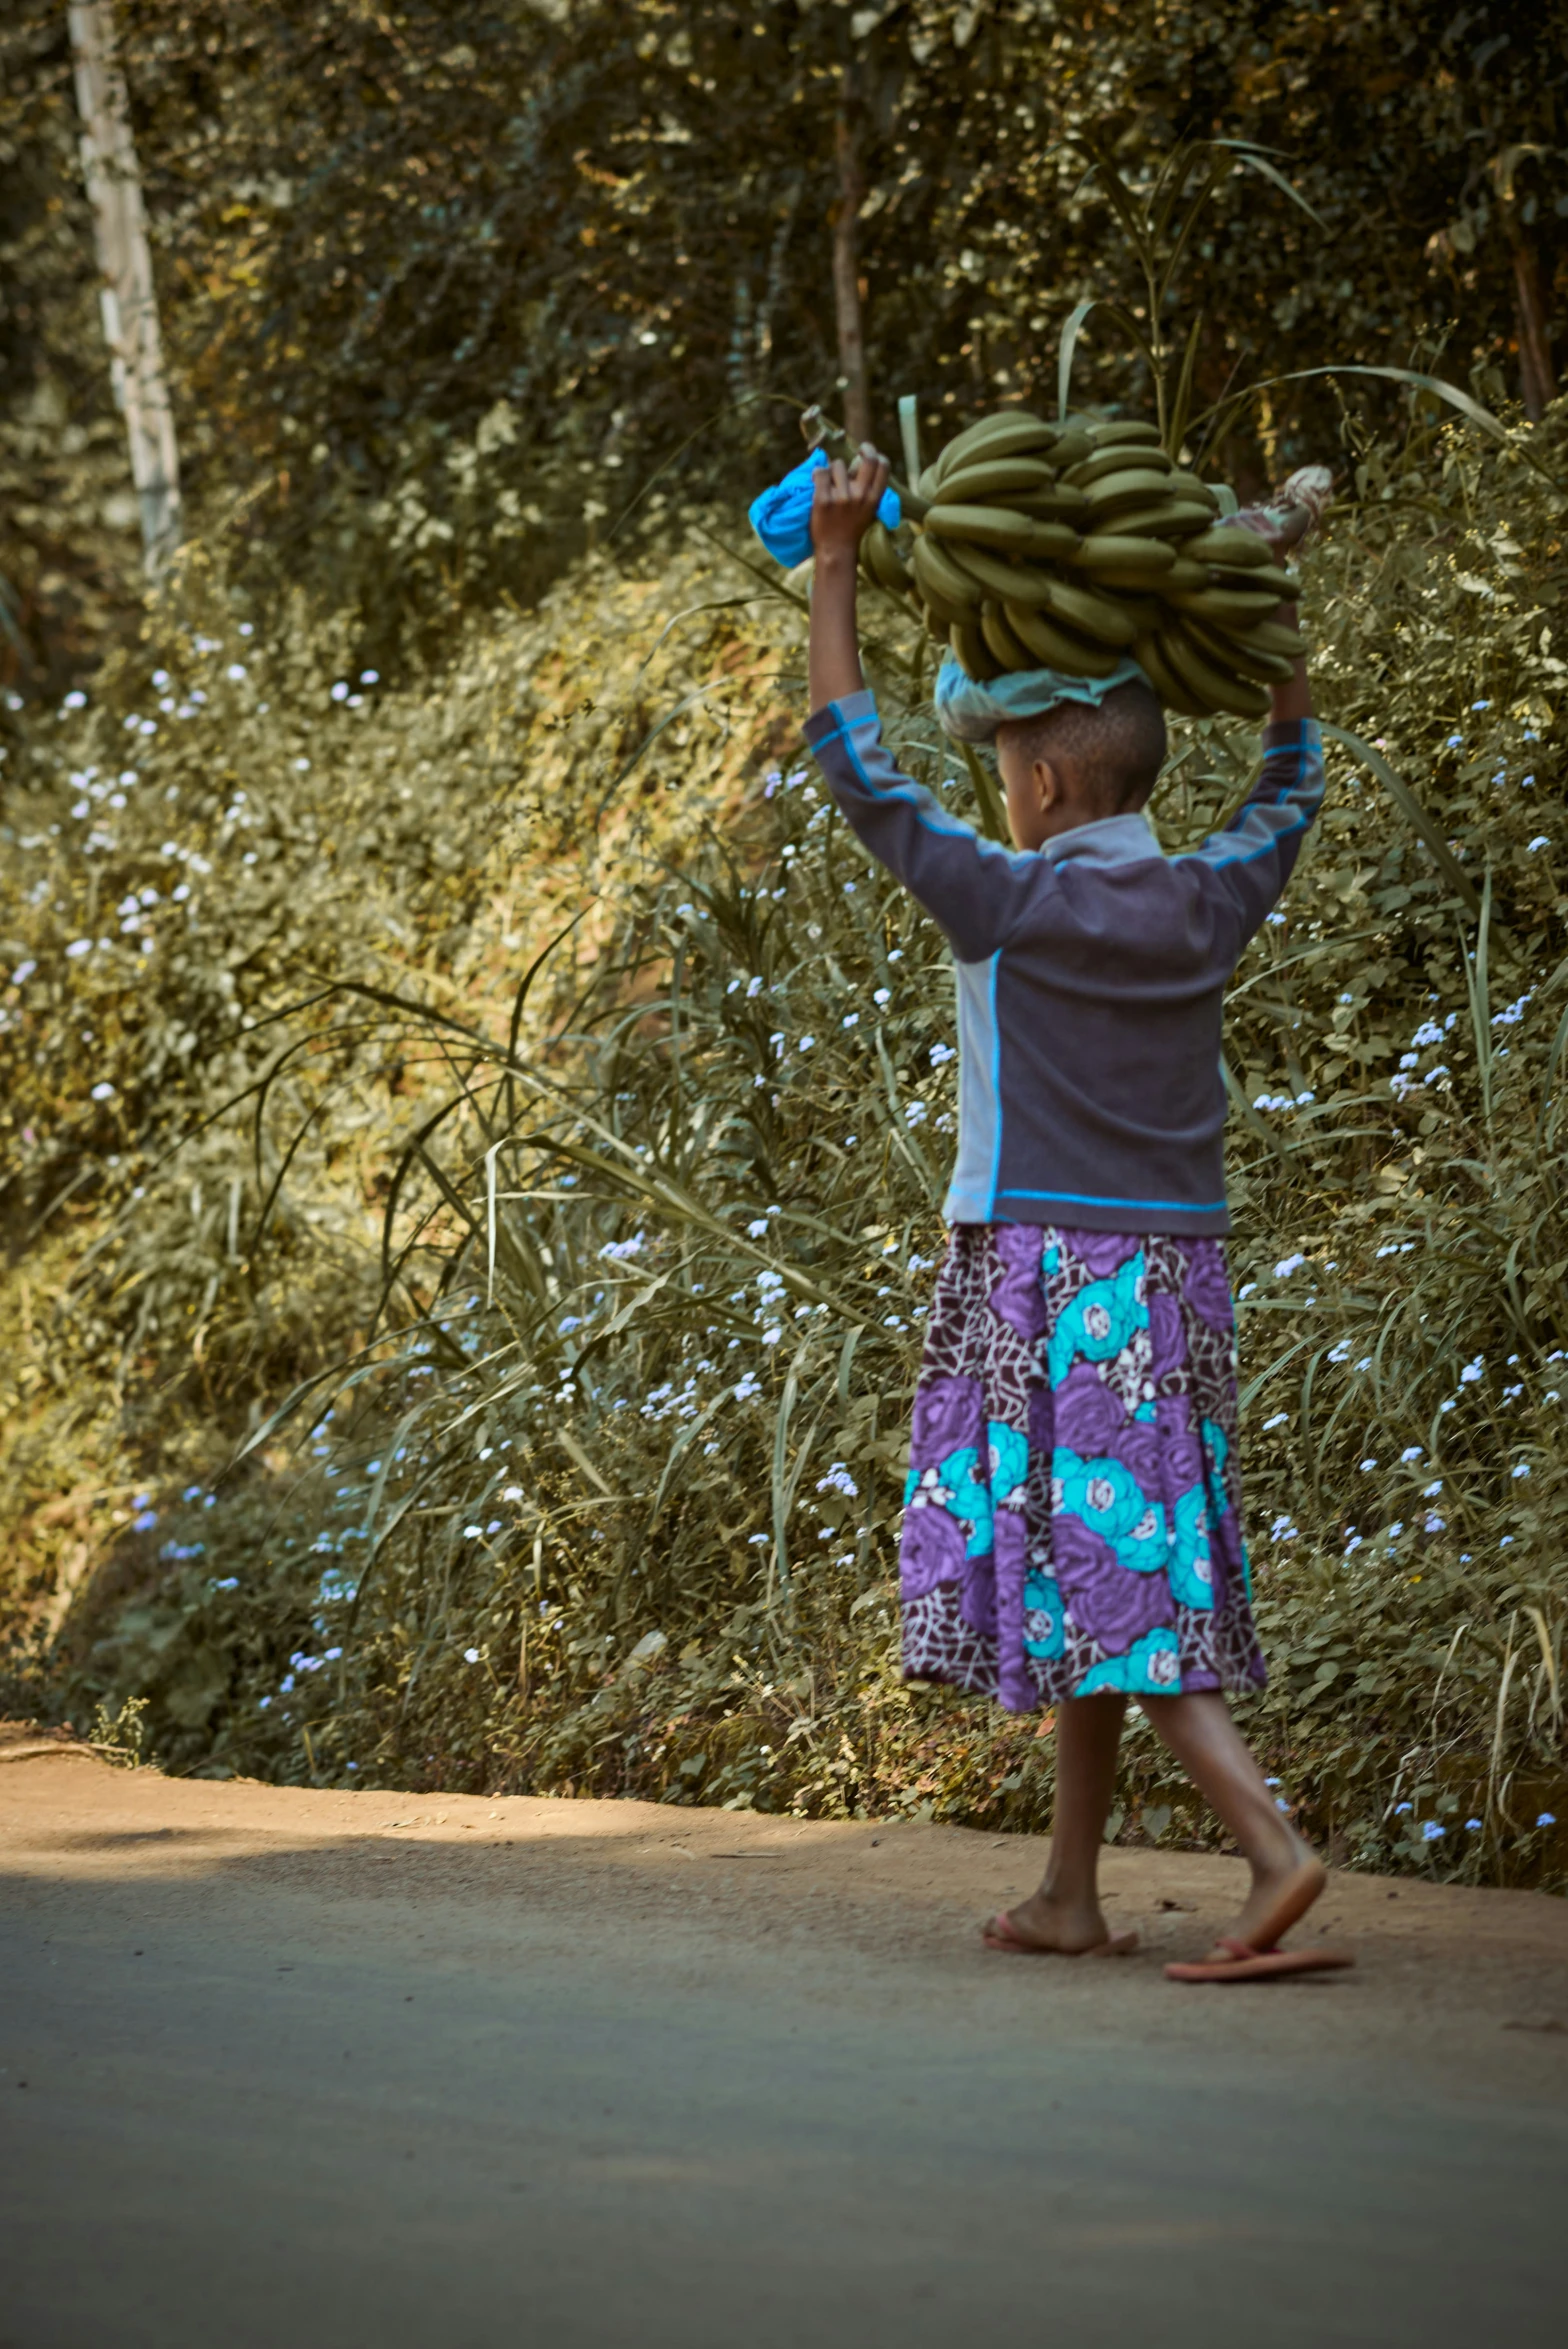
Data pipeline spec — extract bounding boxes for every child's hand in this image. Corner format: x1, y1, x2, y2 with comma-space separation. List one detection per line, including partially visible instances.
810, 445, 891, 562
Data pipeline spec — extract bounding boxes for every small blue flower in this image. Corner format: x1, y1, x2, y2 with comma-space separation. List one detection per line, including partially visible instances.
1421, 1820, 1444, 1841
1464, 1817, 1482, 1830
1394, 1801, 1413, 1815
1538, 1812, 1557, 1828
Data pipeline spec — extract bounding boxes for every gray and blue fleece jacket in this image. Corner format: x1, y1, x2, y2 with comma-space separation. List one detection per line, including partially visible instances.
803, 691, 1325, 1237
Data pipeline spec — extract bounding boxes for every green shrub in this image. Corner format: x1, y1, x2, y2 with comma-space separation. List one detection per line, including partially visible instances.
2, 413, 1565, 1886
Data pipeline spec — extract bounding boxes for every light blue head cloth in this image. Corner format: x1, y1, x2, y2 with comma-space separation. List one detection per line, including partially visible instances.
933, 653, 1149, 743
749, 449, 901, 569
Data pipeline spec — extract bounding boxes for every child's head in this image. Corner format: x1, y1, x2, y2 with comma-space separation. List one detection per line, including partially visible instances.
994, 679, 1167, 851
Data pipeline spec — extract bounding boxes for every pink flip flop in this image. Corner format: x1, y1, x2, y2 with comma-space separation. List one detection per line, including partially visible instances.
1164, 1934, 1354, 1984
982, 1911, 1138, 1958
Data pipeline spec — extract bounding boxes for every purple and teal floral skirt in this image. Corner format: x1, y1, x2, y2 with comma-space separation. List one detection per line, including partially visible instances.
901, 1224, 1265, 1711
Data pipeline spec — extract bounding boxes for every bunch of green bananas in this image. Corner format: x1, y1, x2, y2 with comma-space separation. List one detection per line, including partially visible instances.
857, 408, 1307, 721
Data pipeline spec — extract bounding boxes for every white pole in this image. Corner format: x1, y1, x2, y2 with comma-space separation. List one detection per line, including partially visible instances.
68, 1, 182, 576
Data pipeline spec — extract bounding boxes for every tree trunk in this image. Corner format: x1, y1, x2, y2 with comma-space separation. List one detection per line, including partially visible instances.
1507, 225, 1556, 424
68, 1, 182, 576
831, 82, 871, 446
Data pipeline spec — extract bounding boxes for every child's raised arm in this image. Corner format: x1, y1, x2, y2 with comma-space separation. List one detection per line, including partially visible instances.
804, 445, 1044, 965
806, 445, 890, 712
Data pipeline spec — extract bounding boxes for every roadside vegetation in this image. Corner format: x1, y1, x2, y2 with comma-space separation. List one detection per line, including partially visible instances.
1, 2, 1564, 1886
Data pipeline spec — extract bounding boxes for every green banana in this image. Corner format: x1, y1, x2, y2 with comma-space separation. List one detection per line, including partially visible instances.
1084, 468, 1182, 519
1233, 616, 1309, 659
1085, 420, 1165, 450
1049, 426, 1094, 467
1159, 622, 1271, 719
932, 456, 1058, 505
1008, 485, 1093, 523
1106, 501, 1219, 539
1066, 534, 1176, 578
1204, 561, 1299, 601
1168, 471, 1221, 509
950, 618, 1004, 680
980, 602, 1037, 671
1065, 445, 1176, 489
911, 531, 983, 616
1041, 573, 1141, 647
1002, 600, 1123, 678
939, 540, 1058, 606
933, 411, 1057, 480
862, 520, 911, 594
1133, 632, 1208, 717
1182, 611, 1294, 684
924, 506, 1078, 559
1168, 583, 1285, 625
894, 404, 1315, 719
1181, 527, 1272, 568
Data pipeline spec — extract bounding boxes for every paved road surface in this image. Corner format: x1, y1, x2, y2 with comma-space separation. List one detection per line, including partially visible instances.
2, 1730, 1565, 2348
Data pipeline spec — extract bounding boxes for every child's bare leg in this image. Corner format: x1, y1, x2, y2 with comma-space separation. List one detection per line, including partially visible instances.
993, 1694, 1128, 1952
1139, 1691, 1325, 1952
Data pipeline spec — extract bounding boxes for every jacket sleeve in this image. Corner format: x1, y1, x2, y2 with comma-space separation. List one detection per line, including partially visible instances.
802, 690, 1040, 964
1175, 719, 1326, 946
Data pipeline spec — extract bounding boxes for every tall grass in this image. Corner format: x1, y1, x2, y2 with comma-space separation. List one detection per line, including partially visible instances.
1, 416, 1565, 1884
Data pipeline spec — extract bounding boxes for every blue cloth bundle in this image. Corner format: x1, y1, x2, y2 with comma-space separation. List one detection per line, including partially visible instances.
748, 449, 901, 569
932, 653, 1149, 743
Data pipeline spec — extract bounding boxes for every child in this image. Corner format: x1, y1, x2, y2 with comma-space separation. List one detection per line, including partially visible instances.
804, 445, 1345, 1982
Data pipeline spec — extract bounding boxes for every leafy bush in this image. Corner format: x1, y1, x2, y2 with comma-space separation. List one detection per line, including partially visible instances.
2, 406, 1566, 1887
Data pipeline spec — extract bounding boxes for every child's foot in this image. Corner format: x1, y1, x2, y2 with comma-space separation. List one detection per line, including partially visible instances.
1211, 1834, 1327, 1958
982, 1890, 1138, 1957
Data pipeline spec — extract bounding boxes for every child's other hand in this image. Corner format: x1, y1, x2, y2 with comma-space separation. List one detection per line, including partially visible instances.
810, 444, 891, 561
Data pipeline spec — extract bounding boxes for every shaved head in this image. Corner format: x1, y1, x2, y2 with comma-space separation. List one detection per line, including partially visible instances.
995, 680, 1167, 823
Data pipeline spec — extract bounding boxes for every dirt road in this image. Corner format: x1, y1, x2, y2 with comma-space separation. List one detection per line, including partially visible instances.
2, 1726, 1564, 2348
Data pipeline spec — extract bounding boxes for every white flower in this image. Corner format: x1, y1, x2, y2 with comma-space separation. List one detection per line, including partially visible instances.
905, 1101, 928, 1125
90, 1081, 115, 1102
1511, 1462, 1531, 1479
1274, 1253, 1306, 1278
331, 681, 349, 701
842, 1012, 859, 1028
1421, 1478, 1442, 1497
1424, 1513, 1446, 1532
1528, 836, 1550, 852
1261, 1411, 1288, 1431
464, 1647, 481, 1664
873, 986, 891, 1007
11, 960, 35, 985
226, 663, 247, 682
1400, 1446, 1423, 1463
63, 689, 86, 709
1460, 1356, 1483, 1383
295, 757, 311, 772
360, 669, 379, 684
1360, 1458, 1377, 1472
65, 938, 94, 958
